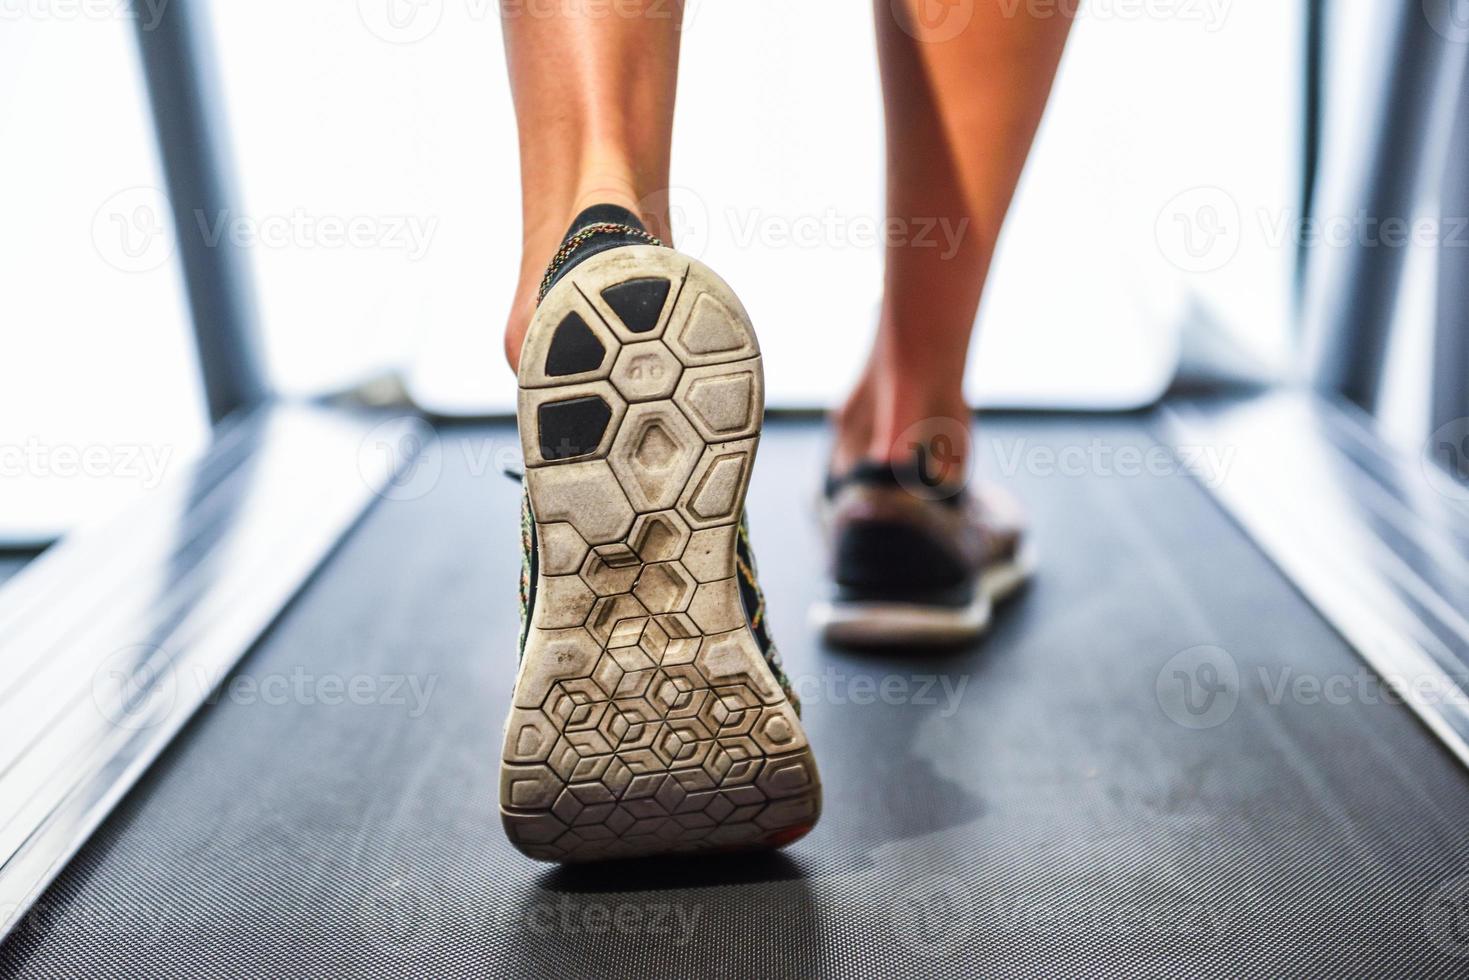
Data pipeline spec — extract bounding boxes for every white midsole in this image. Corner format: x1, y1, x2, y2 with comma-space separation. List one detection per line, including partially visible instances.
811, 540, 1037, 645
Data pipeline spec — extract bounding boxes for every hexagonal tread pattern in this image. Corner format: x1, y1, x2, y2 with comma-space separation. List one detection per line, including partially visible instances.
507, 246, 819, 863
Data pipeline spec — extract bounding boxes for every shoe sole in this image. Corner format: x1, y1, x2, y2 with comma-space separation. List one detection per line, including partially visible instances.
812, 541, 1036, 646
502, 245, 822, 862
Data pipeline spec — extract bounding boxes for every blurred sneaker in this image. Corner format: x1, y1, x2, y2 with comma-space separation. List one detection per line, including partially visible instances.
500, 204, 821, 862
813, 458, 1034, 646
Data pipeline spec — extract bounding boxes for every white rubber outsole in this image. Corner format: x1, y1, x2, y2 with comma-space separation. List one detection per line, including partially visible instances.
812, 541, 1037, 647
500, 246, 821, 863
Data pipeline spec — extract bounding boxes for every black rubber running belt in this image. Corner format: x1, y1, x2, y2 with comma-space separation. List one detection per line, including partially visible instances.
3, 414, 1467, 978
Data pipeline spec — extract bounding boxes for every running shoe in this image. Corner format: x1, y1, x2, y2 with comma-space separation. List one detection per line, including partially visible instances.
500, 205, 821, 862
813, 457, 1033, 646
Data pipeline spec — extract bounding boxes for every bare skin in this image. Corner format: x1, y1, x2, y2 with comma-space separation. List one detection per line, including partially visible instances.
499, 0, 1073, 472
499, 0, 684, 369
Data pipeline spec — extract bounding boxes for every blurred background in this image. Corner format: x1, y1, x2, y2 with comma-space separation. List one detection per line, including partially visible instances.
3, 0, 1401, 538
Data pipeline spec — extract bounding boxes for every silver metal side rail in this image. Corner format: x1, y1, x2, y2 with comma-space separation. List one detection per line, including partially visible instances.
0, 404, 417, 940
1165, 390, 1469, 769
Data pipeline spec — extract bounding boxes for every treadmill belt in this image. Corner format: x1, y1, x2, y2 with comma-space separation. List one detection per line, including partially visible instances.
3, 415, 1467, 978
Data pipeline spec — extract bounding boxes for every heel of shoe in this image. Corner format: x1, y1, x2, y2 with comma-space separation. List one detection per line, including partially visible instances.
503, 247, 820, 862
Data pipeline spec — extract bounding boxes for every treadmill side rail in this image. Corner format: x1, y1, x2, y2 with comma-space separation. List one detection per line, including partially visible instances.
1165, 391, 1469, 770
0, 405, 418, 941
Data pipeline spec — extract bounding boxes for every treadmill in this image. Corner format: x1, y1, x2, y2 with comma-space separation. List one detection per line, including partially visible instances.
4, 2, 1469, 977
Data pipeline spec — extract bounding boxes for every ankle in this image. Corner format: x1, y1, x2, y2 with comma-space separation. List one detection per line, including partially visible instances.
829, 378, 876, 476
831, 371, 972, 468
840, 383, 972, 476
566, 149, 668, 237
568, 178, 645, 229
504, 175, 664, 373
